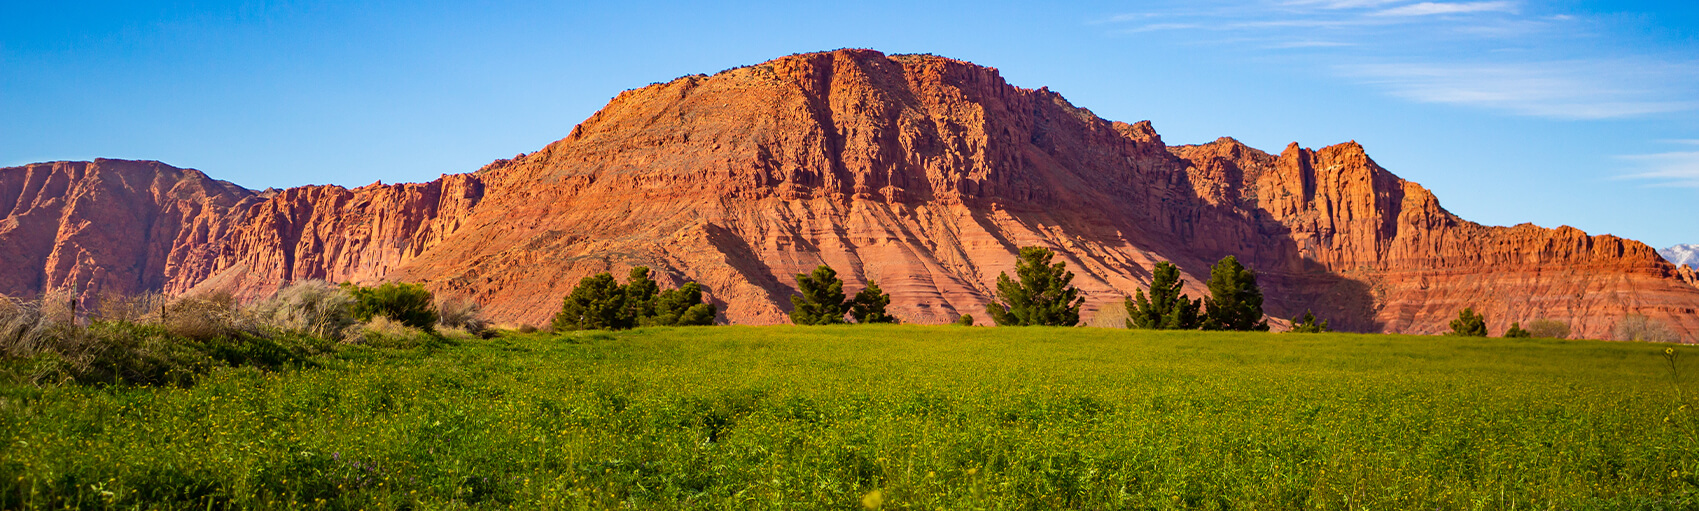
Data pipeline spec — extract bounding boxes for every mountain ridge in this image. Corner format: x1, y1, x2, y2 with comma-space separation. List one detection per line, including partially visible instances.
1663, 244, 1698, 267
3, 49, 1695, 341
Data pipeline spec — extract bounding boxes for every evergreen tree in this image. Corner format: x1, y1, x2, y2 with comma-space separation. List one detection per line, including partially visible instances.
791, 265, 849, 325
985, 247, 1085, 326
1504, 322, 1531, 338
956, 314, 975, 326
623, 267, 660, 324
1446, 308, 1488, 337
850, 280, 897, 324
1202, 255, 1269, 331
648, 282, 717, 326
1125, 261, 1201, 329
553, 273, 628, 331
1290, 309, 1331, 333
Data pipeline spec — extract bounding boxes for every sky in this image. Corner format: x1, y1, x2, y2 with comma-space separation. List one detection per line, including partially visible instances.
2, 0, 1695, 248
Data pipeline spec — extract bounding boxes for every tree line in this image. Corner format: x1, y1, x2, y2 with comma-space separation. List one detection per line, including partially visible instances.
551, 249, 1631, 339
786, 247, 1285, 331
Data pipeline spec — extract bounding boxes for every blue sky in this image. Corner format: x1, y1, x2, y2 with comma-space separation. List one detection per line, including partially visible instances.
2, 1, 1695, 248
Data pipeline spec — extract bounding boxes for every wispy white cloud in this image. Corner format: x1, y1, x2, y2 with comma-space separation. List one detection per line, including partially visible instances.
1093, 1, 1698, 120
1373, 2, 1517, 17
1268, 40, 1357, 48
1343, 61, 1699, 119
1617, 150, 1699, 188
1280, 0, 1404, 9
1115, 23, 1204, 34
1090, 12, 1162, 25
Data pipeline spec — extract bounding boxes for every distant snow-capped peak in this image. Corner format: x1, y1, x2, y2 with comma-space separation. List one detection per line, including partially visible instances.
1662, 244, 1699, 267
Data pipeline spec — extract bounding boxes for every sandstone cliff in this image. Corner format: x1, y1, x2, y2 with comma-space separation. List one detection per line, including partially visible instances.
0, 159, 260, 302
4, 49, 1695, 341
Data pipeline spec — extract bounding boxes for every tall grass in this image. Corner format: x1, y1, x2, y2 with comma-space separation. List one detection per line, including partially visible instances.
2, 326, 1694, 508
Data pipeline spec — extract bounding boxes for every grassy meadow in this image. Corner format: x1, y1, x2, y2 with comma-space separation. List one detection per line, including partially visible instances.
2, 325, 1697, 509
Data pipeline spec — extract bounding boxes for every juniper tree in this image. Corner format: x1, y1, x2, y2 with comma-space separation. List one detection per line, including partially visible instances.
553, 273, 628, 331
622, 267, 660, 323
985, 246, 1085, 326
791, 265, 849, 325
1504, 322, 1531, 338
648, 282, 717, 326
1446, 307, 1488, 337
1201, 255, 1268, 331
1125, 261, 1201, 329
850, 280, 897, 324
1290, 309, 1331, 333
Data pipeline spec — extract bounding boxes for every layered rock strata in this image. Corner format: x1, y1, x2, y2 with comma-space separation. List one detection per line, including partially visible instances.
3, 49, 1695, 341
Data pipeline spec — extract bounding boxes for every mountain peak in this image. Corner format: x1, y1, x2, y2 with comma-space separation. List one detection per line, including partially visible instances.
1663, 244, 1699, 267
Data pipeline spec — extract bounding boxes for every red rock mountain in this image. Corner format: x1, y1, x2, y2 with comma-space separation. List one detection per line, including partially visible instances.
4, 49, 1696, 340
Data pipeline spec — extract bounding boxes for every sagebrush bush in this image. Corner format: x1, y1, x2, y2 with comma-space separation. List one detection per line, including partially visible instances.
159, 293, 253, 341
354, 317, 437, 349
93, 291, 168, 324
1525, 319, 1570, 339
436, 299, 489, 336
0, 295, 63, 360
1615, 314, 1679, 343
249, 280, 358, 340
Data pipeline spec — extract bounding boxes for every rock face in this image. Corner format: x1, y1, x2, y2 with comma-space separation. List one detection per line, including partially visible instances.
0, 159, 261, 300
4, 49, 1696, 341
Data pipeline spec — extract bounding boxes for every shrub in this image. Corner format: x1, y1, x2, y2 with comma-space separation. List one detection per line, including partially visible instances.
1202, 256, 1268, 331
355, 316, 436, 349
1504, 322, 1532, 338
1446, 308, 1488, 337
93, 291, 167, 324
0, 294, 63, 360
791, 266, 849, 325
436, 299, 489, 337
985, 247, 1085, 326
850, 281, 896, 324
249, 281, 357, 341
1126, 261, 1201, 330
1526, 319, 1570, 339
2, 291, 327, 387
158, 293, 253, 342
345, 282, 438, 331
1614, 314, 1679, 343
956, 314, 974, 326
1289, 310, 1331, 333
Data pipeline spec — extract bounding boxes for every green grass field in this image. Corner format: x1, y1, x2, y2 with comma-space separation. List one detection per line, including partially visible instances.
3, 326, 1696, 509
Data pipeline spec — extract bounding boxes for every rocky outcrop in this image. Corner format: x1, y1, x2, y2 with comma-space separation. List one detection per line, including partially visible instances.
183, 175, 485, 300
4, 49, 1696, 341
0, 159, 260, 303
1171, 138, 1699, 339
